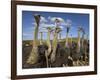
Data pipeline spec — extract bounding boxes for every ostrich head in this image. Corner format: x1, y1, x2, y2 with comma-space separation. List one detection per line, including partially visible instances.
78, 26, 83, 32
55, 27, 62, 33
55, 18, 61, 27
34, 14, 41, 27
46, 27, 54, 32
78, 26, 85, 35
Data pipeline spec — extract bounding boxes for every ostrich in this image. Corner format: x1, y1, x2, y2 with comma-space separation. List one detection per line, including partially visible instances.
26, 14, 41, 64
78, 27, 88, 64
46, 27, 53, 56
50, 27, 62, 65
80, 28, 85, 61
44, 27, 53, 67
77, 26, 83, 53
50, 18, 62, 63
50, 18, 73, 67
84, 34, 89, 64
72, 26, 83, 66
65, 20, 72, 48
77, 27, 88, 65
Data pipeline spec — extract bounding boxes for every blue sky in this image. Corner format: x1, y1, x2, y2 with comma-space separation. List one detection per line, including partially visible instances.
22, 11, 89, 40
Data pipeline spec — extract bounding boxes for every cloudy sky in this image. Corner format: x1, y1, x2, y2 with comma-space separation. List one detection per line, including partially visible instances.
22, 11, 89, 40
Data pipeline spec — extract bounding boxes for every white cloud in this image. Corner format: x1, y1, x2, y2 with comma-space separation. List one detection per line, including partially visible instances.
59, 26, 64, 29
40, 23, 55, 29
39, 23, 55, 32
66, 19, 72, 26
48, 16, 64, 23
60, 19, 72, 26
39, 28, 48, 33
40, 16, 47, 23
44, 24, 55, 28
48, 16, 51, 20
39, 23, 64, 33
31, 17, 72, 35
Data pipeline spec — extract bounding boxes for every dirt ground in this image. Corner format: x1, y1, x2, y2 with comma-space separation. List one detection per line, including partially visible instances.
22, 45, 89, 69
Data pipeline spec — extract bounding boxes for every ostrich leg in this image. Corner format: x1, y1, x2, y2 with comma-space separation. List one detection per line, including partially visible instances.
26, 15, 40, 64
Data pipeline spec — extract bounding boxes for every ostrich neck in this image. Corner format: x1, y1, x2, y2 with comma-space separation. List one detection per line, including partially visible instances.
78, 31, 80, 40
52, 32, 58, 48
47, 31, 50, 41
46, 31, 51, 48
40, 32, 43, 40
33, 26, 39, 47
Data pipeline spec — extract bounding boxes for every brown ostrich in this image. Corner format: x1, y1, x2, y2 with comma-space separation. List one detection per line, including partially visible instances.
26, 14, 41, 64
